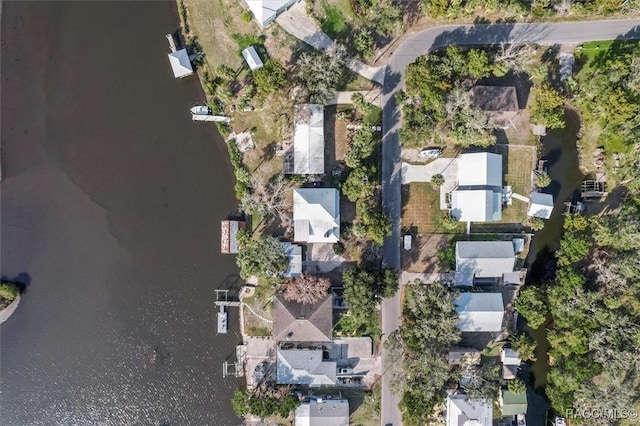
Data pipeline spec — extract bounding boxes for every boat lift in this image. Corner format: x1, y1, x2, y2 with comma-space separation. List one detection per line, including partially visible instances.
214, 290, 240, 335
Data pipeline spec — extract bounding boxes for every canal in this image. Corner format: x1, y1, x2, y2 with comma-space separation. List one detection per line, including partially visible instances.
523, 109, 584, 424
1, 2, 242, 424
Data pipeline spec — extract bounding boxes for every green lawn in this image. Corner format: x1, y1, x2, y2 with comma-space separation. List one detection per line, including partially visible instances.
575, 40, 616, 79
402, 183, 465, 234
319, 1, 351, 40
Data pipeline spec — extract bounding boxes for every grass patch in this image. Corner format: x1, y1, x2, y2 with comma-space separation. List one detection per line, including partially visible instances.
320, 1, 350, 40
341, 71, 378, 92
349, 385, 381, 426
575, 40, 616, 78
401, 183, 465, 234
182, 0, 256, 71
245, 326, 271, 336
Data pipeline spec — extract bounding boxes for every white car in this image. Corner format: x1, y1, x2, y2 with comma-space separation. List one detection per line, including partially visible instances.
418, 148, 442, 159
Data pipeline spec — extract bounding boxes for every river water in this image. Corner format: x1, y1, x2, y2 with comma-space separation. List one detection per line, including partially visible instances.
1, 2, 242, 424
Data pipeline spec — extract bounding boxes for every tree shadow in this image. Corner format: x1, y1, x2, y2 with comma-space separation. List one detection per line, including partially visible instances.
1, 272, 31, 292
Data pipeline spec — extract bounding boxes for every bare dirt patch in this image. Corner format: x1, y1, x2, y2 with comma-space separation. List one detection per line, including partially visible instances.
401, 233, 449, 273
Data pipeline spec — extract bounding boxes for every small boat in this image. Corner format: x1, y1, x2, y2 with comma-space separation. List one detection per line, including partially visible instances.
217, 305, 228, 334
190, 105, 211, 115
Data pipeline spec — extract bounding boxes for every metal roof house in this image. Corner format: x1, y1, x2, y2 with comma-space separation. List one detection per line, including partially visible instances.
273, 293, 333, 342
499, 389, 528, 416
455, 292, 505, 332
293, 188, 340, 243
527, 192, 554, 219
291, 104, 325, 175
455, 241, 516, 286
243, 0, 299, 27
295, 398, 349, 426
168, 49, 193, 78
450, 153, 503, 223
445, 394, 492, 426
241, 46, 264, 71
277, 348, 337, 386
281, 242, 302, 278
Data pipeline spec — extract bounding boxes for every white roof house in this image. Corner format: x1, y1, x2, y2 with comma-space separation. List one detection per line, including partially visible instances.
293, 104, 325, 175
446, 395, 492, 426
501, 348, 522, 366
277, 349, 337, 386
245, 0, 299, 27
528, 192, 554, 219
455, 241, 516, 286
295, 398, 349, 426
455, 293, 505, 332
451, 153, 503, 222
281, 242, 302, 277
293, 188, 340, 243
241, 46, 264, 71
457, 153, 503, 187
451, 190, 502, 222
167, 49, 193, 78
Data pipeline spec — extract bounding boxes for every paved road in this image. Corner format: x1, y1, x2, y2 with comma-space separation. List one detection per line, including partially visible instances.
380, 19, 640, 426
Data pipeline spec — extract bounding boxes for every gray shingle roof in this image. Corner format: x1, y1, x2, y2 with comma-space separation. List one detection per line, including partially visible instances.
273, 294, 333, 342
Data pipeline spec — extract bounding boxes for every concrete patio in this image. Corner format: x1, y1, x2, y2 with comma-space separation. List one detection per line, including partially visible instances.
401, 158, 458, 209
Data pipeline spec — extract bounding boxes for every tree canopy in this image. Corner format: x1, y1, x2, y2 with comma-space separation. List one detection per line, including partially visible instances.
386, 282, 461, 424
236, 230, 287, 281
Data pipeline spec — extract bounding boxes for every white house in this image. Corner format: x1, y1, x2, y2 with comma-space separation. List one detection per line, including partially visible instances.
293, 188, 340, 243
455, 292, 505, 332
241, 46, 264, 71
450, 152, 503, 222
295, 398, 349, 426
277, 349, 337, 386
244, 0, 299, 27
528, 192, 554, 219
167, 49, 193, 78
281, 242, 302, 277
292, 104, 325, 175
445, 394, 492, 426
455, 241, 516, 286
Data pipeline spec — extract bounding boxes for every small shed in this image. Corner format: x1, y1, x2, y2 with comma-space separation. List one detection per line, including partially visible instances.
532, 124, 547, 136
527, 192, 554, 219
241, 46, 264, 71
168, 49, 193, 78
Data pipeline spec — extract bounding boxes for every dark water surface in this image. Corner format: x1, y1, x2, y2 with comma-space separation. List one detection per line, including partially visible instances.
1, 2, 242, 424
523, 109, 584, 425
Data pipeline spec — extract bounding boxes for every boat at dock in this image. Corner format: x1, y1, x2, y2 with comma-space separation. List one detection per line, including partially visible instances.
217, 305, 228, 334
190, 105, 231, 123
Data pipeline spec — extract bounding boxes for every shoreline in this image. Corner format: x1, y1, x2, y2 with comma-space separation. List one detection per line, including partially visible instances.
0, 294, 21, 325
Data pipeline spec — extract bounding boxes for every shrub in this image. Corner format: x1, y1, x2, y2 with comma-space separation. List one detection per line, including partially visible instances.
0, 282, 19, 303
508, 378, 527, 394
241, 10, 253, 23
333, 241, 346, 255
431, 174, 445, 186
253, 59, 287, 93
530, 217, 546, 231
441, 214, 459, 231
536, 172, 552, 188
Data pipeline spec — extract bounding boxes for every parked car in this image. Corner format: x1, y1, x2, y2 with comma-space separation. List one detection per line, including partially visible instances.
418, 148, 442, 159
